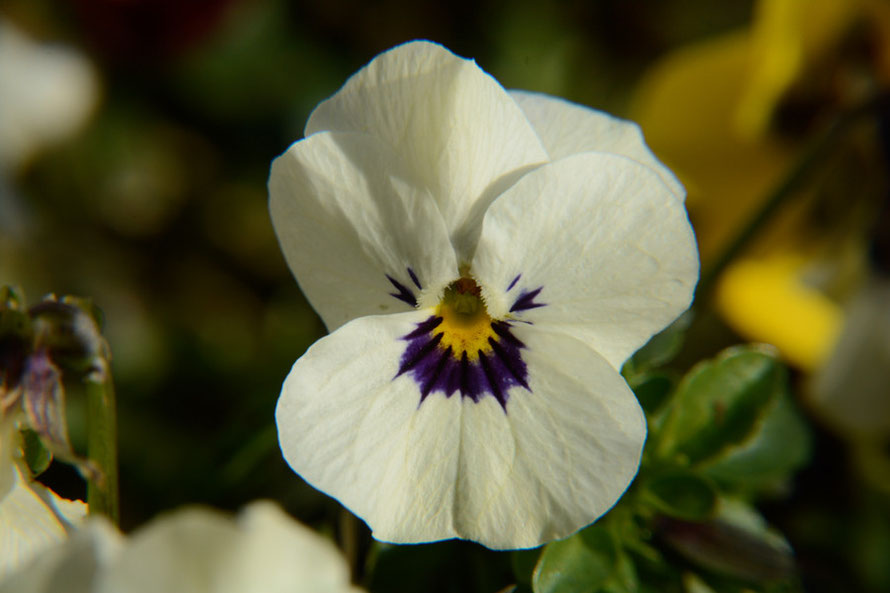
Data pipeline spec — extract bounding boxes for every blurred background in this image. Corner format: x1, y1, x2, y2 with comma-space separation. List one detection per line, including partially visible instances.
1, 1, 889, 591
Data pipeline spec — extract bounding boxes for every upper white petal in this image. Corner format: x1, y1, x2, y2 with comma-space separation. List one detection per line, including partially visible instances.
276, 312, 645, 549
510, 90, 685, 200
269, 130, 458, 331
0, 465, 87, 581
472, 152, 698, 370
304, 40, 548, 258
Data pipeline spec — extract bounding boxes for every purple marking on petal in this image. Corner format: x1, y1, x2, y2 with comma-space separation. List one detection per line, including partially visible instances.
510, 286, 546, 312
386, 275, 417, 307
507, 274, 521, 291
407, 267, 422, 290
396, 316, 530, 412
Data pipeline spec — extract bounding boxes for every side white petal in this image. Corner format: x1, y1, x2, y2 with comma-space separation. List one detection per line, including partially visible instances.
473, 152, 699, 370
269, 130, 458, 330
276, 310, 463, 545
305, 41, 548, 253
96, 503, 360, 593
0, 466, 87, 581
510, 90, 685, 200
454, 327, 646, 549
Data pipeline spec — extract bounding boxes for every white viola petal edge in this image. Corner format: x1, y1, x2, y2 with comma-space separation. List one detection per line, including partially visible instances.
509, 90, 685, 201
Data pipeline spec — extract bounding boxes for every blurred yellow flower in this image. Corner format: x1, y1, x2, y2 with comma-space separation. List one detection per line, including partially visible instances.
633, 0, 890, 375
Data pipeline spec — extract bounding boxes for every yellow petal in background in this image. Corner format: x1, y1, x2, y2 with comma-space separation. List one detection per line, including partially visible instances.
631, 30, 793, 262
716, 253, 842, 371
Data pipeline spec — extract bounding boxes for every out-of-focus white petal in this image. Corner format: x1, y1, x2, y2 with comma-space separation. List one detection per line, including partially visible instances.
269, 131, 458, 331
276, 311, 645, 549
0, 518, 122, 593
226, 502, 362, 593
0, 18, 99, 172
95, 503, 359, 593
0, 466, 87, 580
304, 41, 547, 257
473, 152, 698, 370
510, 90, 685, 200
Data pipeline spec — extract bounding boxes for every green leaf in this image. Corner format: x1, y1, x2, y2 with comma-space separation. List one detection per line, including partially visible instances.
532, 525, 617, 593
20, 428, 52, 477
657, 346, 785, 465
703, 394, 811, 491
630, 373, 675, 416
644, 471, 718, 521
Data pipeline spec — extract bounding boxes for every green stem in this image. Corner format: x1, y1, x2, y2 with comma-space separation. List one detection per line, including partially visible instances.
695, 93, 890, 302
86, 367, 119, 525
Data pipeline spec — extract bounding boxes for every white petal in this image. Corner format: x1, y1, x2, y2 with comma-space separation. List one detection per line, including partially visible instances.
472, 152, 699, 370
276, 310, 463, 545
305, 41, 548, 256
0, 466, 87, 581
97, 507, 236, 593
0, 18, 99, 172
454, 326, 646, 548
276, 311, 645, 549
95, 503, 359, 593
0, 518, 122, 593
227, 501, 360, 593
269, 130, 458, 331
510, 90, 685, 200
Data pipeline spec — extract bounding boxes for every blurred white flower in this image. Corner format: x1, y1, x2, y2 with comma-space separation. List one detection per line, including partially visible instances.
0, 501, 363, 593
270, 41, 698, 549
0, 17, 99, 173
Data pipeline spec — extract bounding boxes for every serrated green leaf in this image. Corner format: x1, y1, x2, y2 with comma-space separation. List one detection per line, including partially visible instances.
532, 525, 617, 593
21, 428, 52, 477
644, 471, 718, 521
658, 346, 785, 465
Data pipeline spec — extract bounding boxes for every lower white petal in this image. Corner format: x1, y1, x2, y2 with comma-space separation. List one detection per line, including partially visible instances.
276, 311, 645, 549
454, 326, 646, 548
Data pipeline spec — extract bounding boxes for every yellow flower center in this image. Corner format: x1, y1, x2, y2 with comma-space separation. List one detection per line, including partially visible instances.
435, 277, 496, 361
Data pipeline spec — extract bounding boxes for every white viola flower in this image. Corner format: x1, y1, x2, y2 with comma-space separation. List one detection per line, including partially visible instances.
0, 414, 86, 580
269, 41, 698, 549
0, 501, 363, 593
